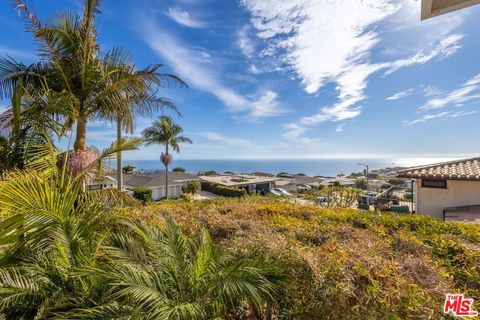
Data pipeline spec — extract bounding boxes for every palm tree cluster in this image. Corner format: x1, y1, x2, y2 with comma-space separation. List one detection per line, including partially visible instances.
0, 0, 184, 178
0, 1, 283, 318
0, 146, 281, 319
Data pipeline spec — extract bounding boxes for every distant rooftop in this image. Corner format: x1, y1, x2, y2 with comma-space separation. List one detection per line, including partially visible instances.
199, 174, 277, 187
397, 157, 480, 181
124, 172, 199, 188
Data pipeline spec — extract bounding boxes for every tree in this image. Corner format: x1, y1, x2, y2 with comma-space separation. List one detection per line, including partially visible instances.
142, 116, 192, 199
122, 164, 135, 174
318, 187, 362, 208
0, 1, 185, 187
355, 179, 368, 190
172, 166, 186, 172
183, 180, 201, 199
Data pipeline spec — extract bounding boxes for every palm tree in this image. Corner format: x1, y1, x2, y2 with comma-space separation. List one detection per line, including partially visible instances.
142, 116, 192, 199
0, 138, 141, 319
65, 217, 282, 319
0, 1, 185, 184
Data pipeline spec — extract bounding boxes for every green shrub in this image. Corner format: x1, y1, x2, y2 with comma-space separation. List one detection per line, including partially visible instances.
183, 180, 201, 197
404, 192, 413, 200
388, 178, 405, 186
131, 187, 152, 203
201, 182, 246, 197
172, 167, 186, 172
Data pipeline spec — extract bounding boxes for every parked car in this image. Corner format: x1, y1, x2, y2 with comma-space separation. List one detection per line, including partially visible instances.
317, 195, 328, 203
297, 184, 312, 190
271, 188, 291, 196
268, 189, 283, 196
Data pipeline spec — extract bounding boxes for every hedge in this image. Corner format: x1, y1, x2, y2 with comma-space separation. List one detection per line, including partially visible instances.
201, 182, 246, 197
131, 187, 152, 203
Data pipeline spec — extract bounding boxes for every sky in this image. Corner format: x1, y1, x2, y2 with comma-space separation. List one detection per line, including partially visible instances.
1, 0, 480, 160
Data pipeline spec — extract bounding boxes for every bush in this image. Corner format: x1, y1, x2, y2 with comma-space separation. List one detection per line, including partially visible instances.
131, 187, 152, 203
172, 167, 186, 172
126, 198, 480, 319
404, 192, 413, 200
201, 182, 246, 197
388, 178, 405, 186
183, 180, 201, 197
358, 203, 369, 210
355, 179, 367, 190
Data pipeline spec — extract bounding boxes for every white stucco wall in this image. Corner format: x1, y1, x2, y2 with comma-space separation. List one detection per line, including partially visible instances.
416, 179, 480, 219
126, 182, 189, 201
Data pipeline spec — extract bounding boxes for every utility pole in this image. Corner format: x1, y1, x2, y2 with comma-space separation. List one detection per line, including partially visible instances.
358, 163, 369, 191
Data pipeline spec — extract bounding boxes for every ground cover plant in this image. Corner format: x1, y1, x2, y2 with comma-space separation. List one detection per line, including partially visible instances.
128, 197, 480, 319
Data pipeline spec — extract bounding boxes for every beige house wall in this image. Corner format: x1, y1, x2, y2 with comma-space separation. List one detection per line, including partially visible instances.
415, 178, 480, 219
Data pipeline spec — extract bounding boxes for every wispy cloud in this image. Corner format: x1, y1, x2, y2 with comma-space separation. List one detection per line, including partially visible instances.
237, 25, 255, 58
142, 22, 286, 120
197, 132, 252, 146
335, 123, 346, 132
404, 110, 477, 126
240, 0, 466, 141
387, 88, 415, 101
420, 74, 480, 110
166, 6, 205, 28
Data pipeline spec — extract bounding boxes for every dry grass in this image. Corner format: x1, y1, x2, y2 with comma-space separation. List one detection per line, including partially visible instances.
121, 197, 480, 319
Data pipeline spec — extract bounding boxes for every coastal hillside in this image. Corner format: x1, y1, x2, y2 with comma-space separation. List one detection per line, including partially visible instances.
128, 198, 480, 319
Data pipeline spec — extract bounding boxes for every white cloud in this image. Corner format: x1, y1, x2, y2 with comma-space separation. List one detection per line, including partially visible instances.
143, 23, 285, 120
383, 34, 463, 75
248, 64, 261, 74
237, 25, 255, 58
166, 6, 204, 28
404, 110, 477, 126
420, 74, 480, 110
335, 123, 346, 132
198, 132, 252, 146
387, 88, 415, 101
240, 0, 466, 141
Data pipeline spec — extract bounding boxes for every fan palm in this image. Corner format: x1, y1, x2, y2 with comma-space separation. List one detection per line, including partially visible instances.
142, 116, 192, 199
0, 137, 141, 319
64, 216, 282, 319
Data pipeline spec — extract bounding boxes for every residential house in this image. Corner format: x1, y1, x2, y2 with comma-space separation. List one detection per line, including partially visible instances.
397, 157, 480, 222
86, 176, 117, 191
124, 171, 199, 200
275, 176, 324, 192
199, 174, 277, 194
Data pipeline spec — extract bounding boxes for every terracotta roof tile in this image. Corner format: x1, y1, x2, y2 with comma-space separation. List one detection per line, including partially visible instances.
397, 157, 480, 180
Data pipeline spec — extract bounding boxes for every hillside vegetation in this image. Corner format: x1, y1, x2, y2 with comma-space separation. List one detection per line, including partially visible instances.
127, 197, 480, 319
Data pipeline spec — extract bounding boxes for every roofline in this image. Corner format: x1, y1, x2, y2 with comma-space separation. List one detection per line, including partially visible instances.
397, 156, 480, 174
421, 0, 480, 20
397, 174, 480, 181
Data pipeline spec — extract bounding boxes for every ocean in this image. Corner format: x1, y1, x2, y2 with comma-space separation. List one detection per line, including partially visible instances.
123, 158, 456, 177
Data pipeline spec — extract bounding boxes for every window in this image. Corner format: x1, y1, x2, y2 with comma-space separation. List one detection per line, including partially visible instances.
421, 179, 447, 189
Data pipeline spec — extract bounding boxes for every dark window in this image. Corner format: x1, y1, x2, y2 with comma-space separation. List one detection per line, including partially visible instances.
421, 179, 447, 189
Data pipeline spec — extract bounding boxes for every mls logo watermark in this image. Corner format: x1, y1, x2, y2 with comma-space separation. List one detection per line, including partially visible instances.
444, 294, 478, 317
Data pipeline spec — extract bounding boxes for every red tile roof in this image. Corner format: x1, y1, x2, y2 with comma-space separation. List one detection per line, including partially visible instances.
397, 157, 480, 181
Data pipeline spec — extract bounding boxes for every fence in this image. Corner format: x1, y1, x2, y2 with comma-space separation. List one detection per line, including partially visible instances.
358, 185, 415, 213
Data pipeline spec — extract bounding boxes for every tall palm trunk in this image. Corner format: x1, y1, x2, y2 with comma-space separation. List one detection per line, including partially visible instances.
74, 116, 88, 151
116, 117, 122, 191
165, 144, 169, 199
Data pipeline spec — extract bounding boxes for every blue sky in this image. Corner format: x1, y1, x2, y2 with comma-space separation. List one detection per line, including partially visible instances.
1, 0, 480, 160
